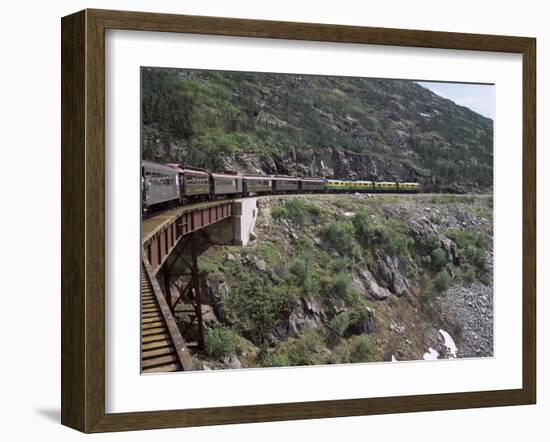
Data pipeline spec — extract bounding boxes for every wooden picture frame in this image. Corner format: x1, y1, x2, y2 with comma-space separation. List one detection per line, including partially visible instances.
61, 8, 536, 433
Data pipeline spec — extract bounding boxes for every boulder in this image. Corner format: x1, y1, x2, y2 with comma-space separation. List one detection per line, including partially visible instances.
375, 254, 411, 297
204, 279, 230, 322
255, 259, 267, 271
201, 304, 219, 328
440, 236, 460, 265
222, 354, 242, 369
409, 216, 438, 237
351, 276, 366, 296
360, 268, 391, 301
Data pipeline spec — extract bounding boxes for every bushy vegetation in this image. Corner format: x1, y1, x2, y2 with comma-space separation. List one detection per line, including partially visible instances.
198, 260, 220, 277
325, 312, 350, 345
446, 229, 489, 281
330, 273, 352, 300
319, 221, 359, 256
433, 270, 451, 292
330, 335, 375, 364
260, 351, 290, 368
289, 253, 319, 296
271, 199, 322, 226
278, 329, 325, 366
225, 273, 293, 344
430, 247, 448, 271
204, 327, 240, 359
353, 211, 412, 259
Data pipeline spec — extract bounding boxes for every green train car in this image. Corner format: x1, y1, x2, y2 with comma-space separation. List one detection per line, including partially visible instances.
325, 180, 419, 193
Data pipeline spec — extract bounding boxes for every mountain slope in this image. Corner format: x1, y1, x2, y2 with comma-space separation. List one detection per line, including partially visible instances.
141, 68, 493, 193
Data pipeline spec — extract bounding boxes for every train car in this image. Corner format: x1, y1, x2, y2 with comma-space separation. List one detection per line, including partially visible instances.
211, 173, 243, 196
373, 181, 398, 192
345, 180, 374, 193
299, 177, 326, 193
397, 182, 420, 193
243, 175, 273, 195
181, 168, 210, 198
354, 180, 374, 192
325, 179, 351, 192
273, 176, 299, 193
142, 161, 180, 211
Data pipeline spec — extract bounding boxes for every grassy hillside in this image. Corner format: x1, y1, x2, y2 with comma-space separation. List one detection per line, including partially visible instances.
141, 68, 493, 193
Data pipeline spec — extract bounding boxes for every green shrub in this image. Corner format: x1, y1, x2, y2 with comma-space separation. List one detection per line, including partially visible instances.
352, 212, 411, 259
325, 312, 350, 345
331, 257, 355, 273
319, 221, 359, 256
226, 273, 292, 343
422, 234, 441, 252
289, 253, 318, 295
330, 272, 351, 299
285, 330, 324, 366
465, 245, 486, 272
292, 234, 315, 253
330, 335, 374, 364
260, 351, 290, 367
446, 229, 489, 276
204, 327, 240, 359
271, 199, 321, 226
374, 223, 411, 258
348, 335, 374, 362
198, 260, 219, 276
464, 266, 476, 283
430, 247, 448, 271
480, 272, 491, 286
433, 271, 450, 292
328, 342, 352, 364
270, 206, 287, 220
352, 211, 374, 244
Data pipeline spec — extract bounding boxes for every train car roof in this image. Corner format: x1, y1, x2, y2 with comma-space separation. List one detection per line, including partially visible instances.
243, 175, 273, 179
211, 172, 243, 178
165, 163, 185, 172
272, 176, 298, 181
300, 177, 326, 181
142, 160, 178, 173
181, 168, 210, 175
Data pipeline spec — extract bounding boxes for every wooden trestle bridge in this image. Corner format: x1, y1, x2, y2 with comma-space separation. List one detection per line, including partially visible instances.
140, 200, 235, 373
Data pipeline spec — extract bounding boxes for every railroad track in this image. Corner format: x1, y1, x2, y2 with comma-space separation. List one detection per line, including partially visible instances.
141, 264, 182, 373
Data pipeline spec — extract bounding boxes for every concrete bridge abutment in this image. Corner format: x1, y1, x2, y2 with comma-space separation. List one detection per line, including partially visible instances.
203, 198, 258, 246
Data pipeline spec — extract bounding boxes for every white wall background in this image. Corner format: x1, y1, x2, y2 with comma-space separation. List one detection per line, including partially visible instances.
0, 0, 546, 440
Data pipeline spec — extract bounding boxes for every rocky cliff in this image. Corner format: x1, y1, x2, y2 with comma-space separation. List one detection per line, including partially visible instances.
141, 68, 493, 193
169, 194, 493, 369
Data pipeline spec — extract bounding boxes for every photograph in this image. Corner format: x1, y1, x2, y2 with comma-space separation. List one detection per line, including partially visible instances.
140, 67, 494, 373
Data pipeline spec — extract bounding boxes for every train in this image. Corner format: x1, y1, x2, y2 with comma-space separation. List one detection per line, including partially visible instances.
142, 160, 420, 213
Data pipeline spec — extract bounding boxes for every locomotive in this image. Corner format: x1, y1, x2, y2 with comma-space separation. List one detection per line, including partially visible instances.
142, 160, 419, 213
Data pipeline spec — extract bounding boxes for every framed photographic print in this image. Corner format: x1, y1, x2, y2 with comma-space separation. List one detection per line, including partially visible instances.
61, 9, 536, 433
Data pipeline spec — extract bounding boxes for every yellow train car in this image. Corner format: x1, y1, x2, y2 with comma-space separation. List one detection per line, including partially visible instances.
325, 180, 351, 192
397, 182, 420, 193
373, 182, 398, 192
